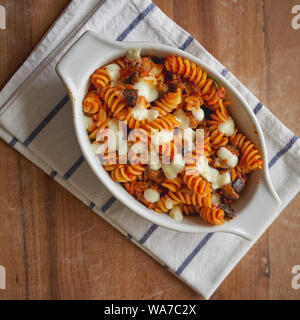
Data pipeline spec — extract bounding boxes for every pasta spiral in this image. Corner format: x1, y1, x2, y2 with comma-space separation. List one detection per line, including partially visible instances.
162, 177, 183, 192
117, 108, 146, 129
198, 207, 225, 225
143, 114, 180, 134
209, 129, 229, 149
152, 88, 182, 117
165, 55, 224, 106
230, 129, 263, 173
183, 173, 212, 197
101, 87, 129, 117
87, 110, 109, 140
90, 68, 110, 89
111, 164, 145, 183
154, 195, 174, 213
181, 205, 198, 216
185, 95, 203, 111
82, 91, 103, 114
167, 191, 212, 207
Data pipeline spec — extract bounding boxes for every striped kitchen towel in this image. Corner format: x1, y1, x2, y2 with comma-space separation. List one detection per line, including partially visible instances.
0, 0, 299, 299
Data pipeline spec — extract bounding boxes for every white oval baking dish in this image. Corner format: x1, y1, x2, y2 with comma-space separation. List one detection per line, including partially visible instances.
56, 31, 281, 240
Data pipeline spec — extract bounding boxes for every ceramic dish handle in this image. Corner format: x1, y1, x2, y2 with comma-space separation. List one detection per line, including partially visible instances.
56, 31, 125, 98
225, 164, 281, 240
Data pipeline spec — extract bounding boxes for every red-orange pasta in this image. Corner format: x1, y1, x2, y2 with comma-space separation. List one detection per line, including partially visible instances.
90, 68, 110, 89
198, 207, 225, 225
83, 50, 263, 225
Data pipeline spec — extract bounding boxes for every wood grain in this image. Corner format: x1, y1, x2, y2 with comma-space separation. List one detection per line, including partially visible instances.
0, 0, 299, 300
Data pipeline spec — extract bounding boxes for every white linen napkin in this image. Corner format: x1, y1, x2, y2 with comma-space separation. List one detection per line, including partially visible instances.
0, 0, 299, 299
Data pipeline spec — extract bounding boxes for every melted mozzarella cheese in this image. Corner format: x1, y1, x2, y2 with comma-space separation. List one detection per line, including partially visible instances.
165, 198, 174, 210
218, 116, 235, 136
105, 63, 121, 85
162, 153, 185, 180
192, 108, 205, 121
211, 193, 221, 206
131, 103, 159, 121
83, 115, 93, 129
174, 109, 190, 129
217, 147, 238, 168
197, 156, 231, 190
150, 163, 162, 171
144, 188, 160, 203
134, 77, 158, 102
131, 103, 148, 120
169, 206, 183, 222
126, 48, 141, 61
147, 109, 159, 121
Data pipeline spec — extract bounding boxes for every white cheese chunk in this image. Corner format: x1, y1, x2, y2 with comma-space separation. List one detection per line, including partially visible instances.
131, 103, 159, 121
162, 154, 185, 180
197, 156, 231, 190
147, 109, 159, 121
169, 206, 183, 222
150, 163, 162, 171
105, 63, 121, 85
174, 109, 190, 129
218, 116, 235, 137
165, 198, 174, 210
83, 115, 93, 129
211, 193, 221, 206
131, 103, 148, 121
217, 147, 238, 168
126, 48, 141, 61
134, 77, 158, 102
144, 188, 160, 203
192, 108, 205, 121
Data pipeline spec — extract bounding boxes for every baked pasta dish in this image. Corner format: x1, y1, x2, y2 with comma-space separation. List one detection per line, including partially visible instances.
82, 48, 263, 225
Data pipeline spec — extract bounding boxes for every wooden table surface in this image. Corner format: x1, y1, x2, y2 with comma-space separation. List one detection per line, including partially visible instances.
0, 0, 299, 300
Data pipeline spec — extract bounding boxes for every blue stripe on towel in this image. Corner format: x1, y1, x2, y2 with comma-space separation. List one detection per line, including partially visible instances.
101, 196, 116, 213
268, 136, 298, 169
117, 3, 156, 41
50, 170, 57, 179
139, 224, 159, 245
89, 202, 96, 210
9, 137, 18, 147
179, 36, 194, 51
221, 68, 228, 77
176, 233, 214, 275
23, 95, 70, 146
63, 155, 85, 180
253, 102, 263, 115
